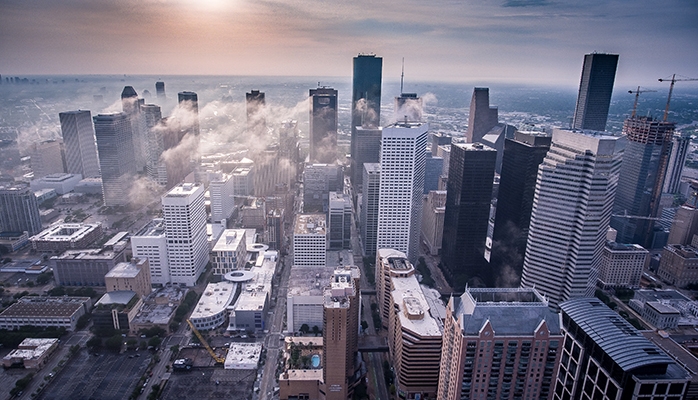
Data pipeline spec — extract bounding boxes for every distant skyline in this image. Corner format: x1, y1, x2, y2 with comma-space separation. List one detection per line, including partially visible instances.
1, 0, 697, 86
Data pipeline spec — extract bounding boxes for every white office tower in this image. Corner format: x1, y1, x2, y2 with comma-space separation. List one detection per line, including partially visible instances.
131, 218, 169, 284
209, 172, 235, 223
162, 183, 209, 286
377, 122, 428, 262
59, 110, 101, 178
521, 129, 623, 309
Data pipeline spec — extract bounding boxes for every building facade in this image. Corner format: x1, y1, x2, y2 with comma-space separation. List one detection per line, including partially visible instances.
105, 258, 152, 297
521, 129, 623, 309
658, 244, 698, 288
59, 110, 101, 178
664, 131, 691, 194
377, 122, 428, 262
361, 163, 380, 256
93, 112, 136, 207
0, 184, 42, 235
328, 192, 351, 250
598, 241, 649, 288
210, 229, 247, 276
293, 214, 327, 267
131, 218, 169, 285
309, 87, 338, 164
466, 87, 499, 144
572, 53, 619, 132
421, 190, 446, 256
51, 247, 126, 286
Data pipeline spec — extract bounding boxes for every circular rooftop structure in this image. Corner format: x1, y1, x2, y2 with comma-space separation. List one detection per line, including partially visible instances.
247, 243, 269, 253
224, 270, 255, 283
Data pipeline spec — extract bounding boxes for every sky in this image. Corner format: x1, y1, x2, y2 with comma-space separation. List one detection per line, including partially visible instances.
1, 0, 697, 86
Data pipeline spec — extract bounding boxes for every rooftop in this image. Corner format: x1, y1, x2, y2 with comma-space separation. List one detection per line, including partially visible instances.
134, 219, 166, 237
453, 142, 496, 152
606, 241, 648, 252
646, 301, 681, 315
282, 369, 323, 381
31, 223, 101, 242
191, 282, 237, 320
164, 182, 202, 198
0, 296, 89, 318
390, 273, 442, 337
294, 214, 326, 235
52, 248, 120, 261
3, 338, 59, 363
561, 298, 674, 372
212, 229, 246, 252
224, 342, 262, 370
635, 289, 691, 303
96, 290, 137, 306
288, 266, 335, 297
131, 303, 176, 325
106, 260, 145, 279
231, 252, 276, 312
454, 287, 560, 336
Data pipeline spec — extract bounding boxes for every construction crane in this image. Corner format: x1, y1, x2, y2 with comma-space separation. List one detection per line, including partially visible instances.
658, 74, 698, 121
628, 86, 657, 118
186, 319, 226, 364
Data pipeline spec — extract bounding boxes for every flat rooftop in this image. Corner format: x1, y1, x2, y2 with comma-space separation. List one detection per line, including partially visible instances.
390, 274, 442, 337
212, 229, 246, 252
131, 303, 176, 325
288, 266, 335, 297
606, 241, 648, 252
135, 218, 166, 237
646, 301, 681, 315
4, 338, 58, 362
32, 223, 101, 242
224, 342, 262, 370
106, 261, 143, 279
191, 282, 237, 320
636, 289, 691, 303
282, 369, 323, 381
0, 296, 89, 318
453, 142, 496, 152
294, 214, 326, 235
52, 248, 120, 260
96, 290, 137, 306
232, 252, 276, 312
164, 182, 201, 198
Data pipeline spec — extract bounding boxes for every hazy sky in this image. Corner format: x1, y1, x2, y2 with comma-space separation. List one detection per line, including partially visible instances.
1, 0, 696, 86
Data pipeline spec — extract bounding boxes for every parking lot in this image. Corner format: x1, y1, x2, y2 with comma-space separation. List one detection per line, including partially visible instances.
39, 350, 151, 400
161, 367, 256, 400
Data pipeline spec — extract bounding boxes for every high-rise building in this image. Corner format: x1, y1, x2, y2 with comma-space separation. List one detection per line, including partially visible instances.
177, 91, 200, 141
351, 54, 382, 180
322, 266, 360, 400
351, 126, 381, 188
394, 93, 423, 122
59, 110, 101, 178
0, 184, 42, 235
155, 81, 165, 101
375, 249, 443, 399
491, 131, 551, 286
465, 88, 498, 143
361, 163, 380, 257
309, 87, 338, 163
302, 163, 343, 213
611, 116, 675, 247
327, 192, 351, 250
555, 298, 689, 400
141, 104, 165, 183
121, 86, 147, 171
421, 190, 446, 256
292, 214, 327, 268
208, 172, 235, 223
93, 112, 136, 207
424, 151, 444, 194
657, 244, 698, 288
664, 131, 691, 194
521, 129, 623, 309
572, 53, 619, 131
598, 241, 648, 288
377, 122, 428, 262
441, 143, 496, 287
210, 229, 247, 276
437, 287, 562, 400
246, 90, 266, 135
162, 183, 208, 286
479, 123, 517, 174
131, 219, 169, 285
27, 139, 65, 178
429, 132, 452, 157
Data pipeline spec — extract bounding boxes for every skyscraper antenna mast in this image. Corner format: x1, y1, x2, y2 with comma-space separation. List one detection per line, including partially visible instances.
400, 58, 405, 94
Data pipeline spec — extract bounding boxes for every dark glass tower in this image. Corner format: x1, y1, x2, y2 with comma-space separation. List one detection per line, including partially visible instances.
246, 90, 266, 135
309, 87, 338, 163
441, 143, 496, 288
572, 53, 619, 131
351, 55, 382, 142
611, 116, 675, 247
491, 131, 551, 286
155, 81, 165, 101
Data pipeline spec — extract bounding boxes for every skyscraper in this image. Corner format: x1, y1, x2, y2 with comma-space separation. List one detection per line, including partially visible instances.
121, 86, 147, 171
162, 182, 208, 286
465, 87, 498, 143
309, 87, 338, 163
664, 131, 691, 194
246, 90, 266, 135
377, 122, 428, 261
491, 131, 551, 286
93, 112, 136, 207
572, 53, 619, 131
441, 143, 496, 287
521, 129, 623, 309
351, 54, 382, 178
59, 110, 101, 178
611, 116, 675, 247
0, 184, 42, 235
141, 104, 165, 183
351, 126, 381, 187
155, 81, 165, 101
361, 163, 380, 257
27, 139, 65, 178
394, 93, 422, 122
177, 90, 200, 138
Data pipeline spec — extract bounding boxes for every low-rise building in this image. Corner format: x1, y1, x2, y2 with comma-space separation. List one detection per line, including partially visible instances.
658, 244, 698, 288
30, 173, 82, 195
31, 222, 103, 254
51, 247, 126, 286
0, 296, 91, 331
190, 281, 237, 331
224, 342, 263, 370
105, 258, 152, 297
227, 250, 276, 333
642, 301, 681, 330
286, 266, 335, 334
211, 229, 247, 276
0, 231, 30, 252
92, 290, 142, 331
2, 338, 59, 369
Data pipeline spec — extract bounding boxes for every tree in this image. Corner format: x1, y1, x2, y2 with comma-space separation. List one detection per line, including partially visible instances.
105, 334, 123, 353
126, 338, 138, 350
148, 336, 162, 349
299, 324, 310, 335
311, 325, 320, 336
76, 314, 90, 330
361, 320, 369, 331
36, 273, 52, 285
170, 344, 180, 354
86, 336, 102, 351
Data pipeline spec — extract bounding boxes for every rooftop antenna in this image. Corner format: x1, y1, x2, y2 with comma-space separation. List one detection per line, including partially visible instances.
400, 58, 405, 94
